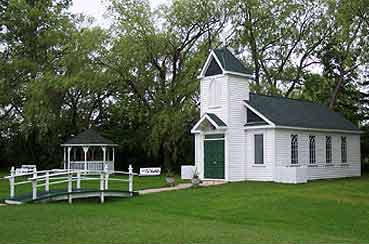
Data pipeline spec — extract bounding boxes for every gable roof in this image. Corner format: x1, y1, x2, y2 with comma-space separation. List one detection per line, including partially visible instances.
207, 113, 227, 127
245, 93, 360, 132
199, 47, 253, 78
212, 47, 250, 75
62, 129, 117, 146
204, 58, 223, 76
191, 113, 227, 133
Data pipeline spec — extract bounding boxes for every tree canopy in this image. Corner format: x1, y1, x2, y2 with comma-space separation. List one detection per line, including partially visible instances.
0, 0, 368, 170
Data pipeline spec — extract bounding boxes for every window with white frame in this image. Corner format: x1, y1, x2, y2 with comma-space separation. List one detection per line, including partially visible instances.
254, 134, 264, 164
309, 136, 316, 164
341, 136, 347, 163
326, 136, 332, 164
291, 135, 298, 164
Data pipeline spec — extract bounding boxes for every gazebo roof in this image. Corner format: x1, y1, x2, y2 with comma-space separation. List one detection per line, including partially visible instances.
61, 129, 117, 146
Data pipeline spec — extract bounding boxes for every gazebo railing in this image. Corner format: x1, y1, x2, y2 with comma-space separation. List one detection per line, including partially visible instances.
66, 161, 114, 172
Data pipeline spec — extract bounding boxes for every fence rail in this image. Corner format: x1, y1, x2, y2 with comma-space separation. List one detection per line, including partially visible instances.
5, 165, 138, 204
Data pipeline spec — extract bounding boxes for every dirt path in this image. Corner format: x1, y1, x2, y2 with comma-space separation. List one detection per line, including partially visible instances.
138, 180, 226, 195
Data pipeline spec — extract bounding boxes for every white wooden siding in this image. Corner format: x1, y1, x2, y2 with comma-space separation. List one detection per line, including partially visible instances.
274, 129, 361, 180
245, 128, 275, 181
227, 74, 249, 127
200, 76, 228, 123
194, 133, 204, 179
226, 74, 250, 181
227, 128, 246, 181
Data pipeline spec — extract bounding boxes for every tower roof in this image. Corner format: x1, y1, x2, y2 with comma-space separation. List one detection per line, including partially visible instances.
213, 47, 250, 74
200, 47, 253, 78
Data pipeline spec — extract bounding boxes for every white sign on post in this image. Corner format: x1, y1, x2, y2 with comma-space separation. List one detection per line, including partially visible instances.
139, 167, 161, 176
181, 165, 195, 179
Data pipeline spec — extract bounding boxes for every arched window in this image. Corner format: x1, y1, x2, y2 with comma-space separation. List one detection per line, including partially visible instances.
208, 79, 216, 107
291, 135, 298, 164
309, 136, 316, 164
326, 136, 332, 164
341, 136, 347, 163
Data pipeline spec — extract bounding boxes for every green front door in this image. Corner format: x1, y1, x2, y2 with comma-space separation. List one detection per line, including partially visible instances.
204, 137, 224, 179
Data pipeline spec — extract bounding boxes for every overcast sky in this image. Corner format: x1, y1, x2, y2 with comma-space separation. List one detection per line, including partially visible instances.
70, 0, 168, 27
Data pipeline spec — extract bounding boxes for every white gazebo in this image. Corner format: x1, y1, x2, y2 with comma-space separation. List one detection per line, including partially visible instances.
61, 129, 118, 171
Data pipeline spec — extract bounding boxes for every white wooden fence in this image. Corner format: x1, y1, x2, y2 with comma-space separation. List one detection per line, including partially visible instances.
4, 165, 137, 204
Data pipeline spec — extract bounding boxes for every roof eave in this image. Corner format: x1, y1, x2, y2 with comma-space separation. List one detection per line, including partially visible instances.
191, 114, 228, 134
61, 143, 119, 147
273, 126, 364, 134
243, 125, 362, 134
223, 71, 255, 80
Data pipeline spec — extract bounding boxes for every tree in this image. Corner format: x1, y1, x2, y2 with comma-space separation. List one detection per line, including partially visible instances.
0, 0, 112, 167
229, 0, 330, 96
317, 0, 369, 111
102, 0, 227, 171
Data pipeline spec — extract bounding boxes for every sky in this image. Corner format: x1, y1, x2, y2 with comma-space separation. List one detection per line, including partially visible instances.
70, 0, 168, 28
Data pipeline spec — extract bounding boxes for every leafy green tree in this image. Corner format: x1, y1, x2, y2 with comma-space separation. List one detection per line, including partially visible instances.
0, 0, 111, 167
0, 0, 74, 166
229, 0, 330, 96
103, 0, 227, 171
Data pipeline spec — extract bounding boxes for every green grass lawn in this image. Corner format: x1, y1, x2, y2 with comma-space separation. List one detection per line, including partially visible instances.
0, 171, 369, 244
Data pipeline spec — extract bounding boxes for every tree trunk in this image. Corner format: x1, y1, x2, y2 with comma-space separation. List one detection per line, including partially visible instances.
162, 144, 172, 173
328, 75, 344, 110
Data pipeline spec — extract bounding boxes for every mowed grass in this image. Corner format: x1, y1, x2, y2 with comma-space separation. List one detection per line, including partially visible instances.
0, 171, 369, 244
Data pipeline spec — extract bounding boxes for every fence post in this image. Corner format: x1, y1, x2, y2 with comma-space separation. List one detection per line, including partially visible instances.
104, 164, 109, 190
128, 164, 133, 193
68, 173, 73, 204
76, 171, 81, 190
45, 172, 49, 192
32, 168, 37, 200
33, 168, 37, 179
9, 167, 15, 199
32, 179, 37, 200
100, 171, 105, 203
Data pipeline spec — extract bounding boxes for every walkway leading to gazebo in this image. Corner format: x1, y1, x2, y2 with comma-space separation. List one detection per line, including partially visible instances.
61, 129, 118, 172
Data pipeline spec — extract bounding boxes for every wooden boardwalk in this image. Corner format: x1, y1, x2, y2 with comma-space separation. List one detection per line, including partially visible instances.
3, 166, 138, 204
5, 188, 137, 204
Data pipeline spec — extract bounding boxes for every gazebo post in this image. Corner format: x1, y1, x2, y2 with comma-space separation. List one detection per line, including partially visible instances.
112, 147, 115, 164
63, 147, 67, 169
83, 146, 89, 172
67, 147, 72, 170
102, 146, 106, 171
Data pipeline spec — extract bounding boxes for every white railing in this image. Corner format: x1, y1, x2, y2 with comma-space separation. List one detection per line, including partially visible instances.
274, 162, 351, 184
67, 161, 114, 172
4, 165, 137, 204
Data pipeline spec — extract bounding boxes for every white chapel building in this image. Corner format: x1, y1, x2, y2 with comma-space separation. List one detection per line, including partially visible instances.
191, 47, 362, 183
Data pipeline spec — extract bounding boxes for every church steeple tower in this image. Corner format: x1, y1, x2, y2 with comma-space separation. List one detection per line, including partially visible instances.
196, 47, 253, 128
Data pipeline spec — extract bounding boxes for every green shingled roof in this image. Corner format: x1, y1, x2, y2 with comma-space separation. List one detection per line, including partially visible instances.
63, 129, 116, 145
245, 94, 360, 131
213, 47, 251, 75
207, 113, 227, 127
